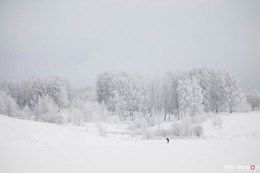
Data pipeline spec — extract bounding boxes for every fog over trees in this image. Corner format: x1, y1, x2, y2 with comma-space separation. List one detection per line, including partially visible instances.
0, 68, 258, 125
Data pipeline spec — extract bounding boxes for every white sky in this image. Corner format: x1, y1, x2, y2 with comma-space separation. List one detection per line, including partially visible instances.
0, 0, 259, 90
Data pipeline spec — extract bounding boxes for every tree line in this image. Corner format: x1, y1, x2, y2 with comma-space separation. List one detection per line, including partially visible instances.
0, 68, 259, 124
96, 68, 252, 121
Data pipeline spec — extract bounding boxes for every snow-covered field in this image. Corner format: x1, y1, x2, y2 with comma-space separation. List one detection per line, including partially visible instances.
0, 112, 260, 173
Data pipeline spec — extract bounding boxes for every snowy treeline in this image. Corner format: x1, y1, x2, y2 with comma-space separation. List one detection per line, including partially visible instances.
0, 77, 109, 124
0, 68, 259, 124
96, 68, 252, 121
0, 77, 71, 122
0, 76, 70, 109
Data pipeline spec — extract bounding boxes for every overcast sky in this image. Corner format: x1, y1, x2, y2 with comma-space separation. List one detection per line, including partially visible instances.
0, 0, 259, 90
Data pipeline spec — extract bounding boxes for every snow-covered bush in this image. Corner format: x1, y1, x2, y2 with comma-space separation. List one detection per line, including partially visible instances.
146, 115, 158, 127
157, 120, 203, 138
171, 122, 182, 136
96, 122, 107, 137
190, 113, 209, 124
20, 105, 34, 120
69, 108, 84, 125
179, 119, 192, 136
34, 95, 60, 123
84, 101, 108, 122
212, 115, 223, 128
131, 116, 149, 130
157, 128, 172, 137
156, 120, 192, 137
142, 130, 154, 139
234, 93, 251, 112
107, 115, 121, 123
68, 97, 109, 124
192, 125, 204, 137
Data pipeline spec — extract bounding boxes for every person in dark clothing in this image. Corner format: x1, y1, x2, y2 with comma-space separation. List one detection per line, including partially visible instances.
166, 137, 170, 143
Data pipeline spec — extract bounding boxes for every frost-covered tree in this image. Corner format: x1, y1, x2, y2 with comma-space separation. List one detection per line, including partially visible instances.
112, 72, 142, 120
234, 92, 251, 112
146, 77, 162, 116
189, 68, 212, 112
0, 77, 71, 110
0, 81, 27, 108
177, 76, 204, 117
223, 73, 240, 113
27, 76, 70, 109
96, 68, 245, 121
96, 71, 117, 111
69, 98, 85, 125
71, 87, 96, 102
0, 90, 19, 116
96, 71, 145, 120
161, 73, 179, 121
190, 68, 241, 113
207, 70, 226, 113
0, 68, 249, 124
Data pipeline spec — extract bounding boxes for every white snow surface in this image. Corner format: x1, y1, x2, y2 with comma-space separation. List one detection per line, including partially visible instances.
0, 112, 260, 173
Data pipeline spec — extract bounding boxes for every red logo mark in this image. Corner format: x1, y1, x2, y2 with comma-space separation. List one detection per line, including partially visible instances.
251, 165, 255, 170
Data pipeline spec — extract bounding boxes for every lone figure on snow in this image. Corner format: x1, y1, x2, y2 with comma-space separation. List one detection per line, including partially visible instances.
166, 137, 170, 143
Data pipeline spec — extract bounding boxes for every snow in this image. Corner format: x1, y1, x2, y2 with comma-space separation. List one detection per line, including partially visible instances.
202, 112, 260, 139
1, 112, 260, 173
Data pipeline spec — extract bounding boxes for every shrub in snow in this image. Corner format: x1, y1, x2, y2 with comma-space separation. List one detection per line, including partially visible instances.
107, 115, 121, 123
85, 101, 108, 122
156, 128, 172, 137
192, 125, 204, 137
234, 93, 251, 112
132, 116, 149, 129
157, 119, 192, 137
131, 115, 161, 130
20, 105, 34, 120
171, 122, 182, 136
68, 98, 84, 123
212, 115, 223, 128
146, 116, 157, 127
190, 113, 209, 124
96, 122, 107, 137
54, 115, 64, 124
157, 120, 203, 138
34, 95, 60, 123
142, 130, 154, 139
179, 119, 192, 136
69, 97, 109, 123
69, 108, 84, 126
157, 119, 193, 137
